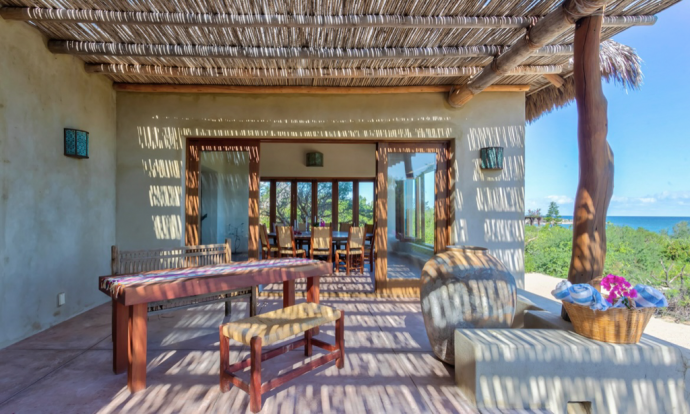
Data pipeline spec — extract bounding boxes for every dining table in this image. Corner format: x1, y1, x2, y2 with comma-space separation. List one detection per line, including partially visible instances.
267, 230, 372, 252
98, 258, 330, 393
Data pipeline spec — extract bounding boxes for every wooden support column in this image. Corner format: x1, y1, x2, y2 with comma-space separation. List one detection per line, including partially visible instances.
567, 14, 614, 288
269, 180, 277, 231
374, 144, 389, 289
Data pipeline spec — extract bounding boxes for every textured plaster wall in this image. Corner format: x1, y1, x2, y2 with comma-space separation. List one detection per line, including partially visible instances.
0, 19, 117, 348
260, 142, 376, 178
115, 91, 525, 283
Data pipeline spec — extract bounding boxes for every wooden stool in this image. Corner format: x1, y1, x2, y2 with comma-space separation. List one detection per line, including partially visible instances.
219, 302, 345, 412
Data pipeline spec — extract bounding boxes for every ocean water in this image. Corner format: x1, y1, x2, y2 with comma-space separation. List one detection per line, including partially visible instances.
560, 216, 690, 234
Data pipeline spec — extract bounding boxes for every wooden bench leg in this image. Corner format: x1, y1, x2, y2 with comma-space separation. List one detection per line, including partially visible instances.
306, 276, 320, 336
336, 311, 345, 369
304, 329, 312, 357
113, 299, 128, 374
219, 327, 231, 393
250, 337, 263, 413
250, 286, 258, 317
283, 280, 295, 308
128, 303, 148, 392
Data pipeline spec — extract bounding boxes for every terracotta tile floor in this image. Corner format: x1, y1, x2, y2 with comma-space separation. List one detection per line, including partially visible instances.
0, 297, 493, 414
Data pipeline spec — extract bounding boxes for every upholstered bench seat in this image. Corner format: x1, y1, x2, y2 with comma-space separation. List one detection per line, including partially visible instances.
219, 302, 345, 413
221, 302, 341, 346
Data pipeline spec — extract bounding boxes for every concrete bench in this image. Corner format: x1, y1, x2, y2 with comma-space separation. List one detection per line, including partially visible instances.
219, 302, 345, 413
455, 328, 689, 414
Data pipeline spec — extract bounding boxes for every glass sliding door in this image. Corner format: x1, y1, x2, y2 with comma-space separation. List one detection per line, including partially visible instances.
358, 181, 375, 226
259, 181, 271, 229
186, 139, 260, 261
384, 150, 442, 280
200, 151, 250, 258
337, 181, 353, 226
275, 181, 292, 227
296, 182, 312, 227
316, 182, 333, 226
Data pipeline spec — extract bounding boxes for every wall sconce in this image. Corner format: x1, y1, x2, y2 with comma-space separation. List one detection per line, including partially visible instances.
64, 128, 89, 159
306, 152, 323, 167
480, 147, 503, 170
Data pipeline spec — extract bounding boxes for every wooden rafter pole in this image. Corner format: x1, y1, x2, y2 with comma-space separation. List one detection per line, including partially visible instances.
0, 7, 658, 29
48, 40, 577, 60
112, 84, 530, 95
567, 13, 613, 288
86, 63, 562, 79
447, 0, 610, 107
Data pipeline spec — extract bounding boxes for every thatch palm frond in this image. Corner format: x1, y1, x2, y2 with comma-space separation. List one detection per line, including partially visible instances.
526, 40, 643, 123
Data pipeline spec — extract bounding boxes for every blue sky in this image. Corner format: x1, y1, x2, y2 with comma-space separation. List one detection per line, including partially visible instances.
525, 1, 690, 217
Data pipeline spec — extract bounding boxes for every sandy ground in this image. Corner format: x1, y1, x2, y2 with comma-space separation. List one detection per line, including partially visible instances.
525, 272, 690, 358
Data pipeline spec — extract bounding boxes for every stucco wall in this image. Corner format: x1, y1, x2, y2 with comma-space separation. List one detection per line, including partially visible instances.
0, 19, 117, 348
115, 91, 525, 283
260, 142, 376, 178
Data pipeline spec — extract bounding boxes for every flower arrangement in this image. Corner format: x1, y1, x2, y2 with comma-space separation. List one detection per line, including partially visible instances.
601, 274, 637, 309
551, 275, 668, 344
552, 275, 667, 311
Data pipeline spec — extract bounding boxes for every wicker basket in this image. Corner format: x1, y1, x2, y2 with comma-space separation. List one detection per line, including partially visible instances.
562, 301, 655, 344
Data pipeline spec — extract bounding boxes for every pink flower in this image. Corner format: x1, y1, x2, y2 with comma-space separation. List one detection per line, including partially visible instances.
601, 274, 636, 305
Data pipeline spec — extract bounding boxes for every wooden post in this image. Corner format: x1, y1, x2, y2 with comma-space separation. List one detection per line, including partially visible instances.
567, 14, 614, 292
283, 280, 295, 308
128, 303, 148, 392
335, 311, 345, 369
250, 336, 263, 413
112, 299, 128, 374
374, 144, 389, 289
219, 327, 231, 392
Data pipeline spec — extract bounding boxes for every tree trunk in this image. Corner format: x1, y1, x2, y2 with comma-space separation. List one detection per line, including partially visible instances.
567, 13, 614, 286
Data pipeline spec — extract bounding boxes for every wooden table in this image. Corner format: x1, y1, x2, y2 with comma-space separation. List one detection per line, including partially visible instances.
267, 230, 351, 242
99, 258, 330, 393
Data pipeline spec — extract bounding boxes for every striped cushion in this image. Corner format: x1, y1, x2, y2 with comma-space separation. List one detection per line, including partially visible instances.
280, 249, 306, 255
221, 303, 341, 346
336, 249, 363, 255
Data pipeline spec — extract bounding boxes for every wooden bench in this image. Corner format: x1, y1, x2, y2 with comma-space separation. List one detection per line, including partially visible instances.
111, 240, 257, 317
219, 302, 345, 413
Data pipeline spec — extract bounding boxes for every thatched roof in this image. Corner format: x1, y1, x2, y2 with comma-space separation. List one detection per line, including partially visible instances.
526, 39, 643, 122
0, 0, 679, 118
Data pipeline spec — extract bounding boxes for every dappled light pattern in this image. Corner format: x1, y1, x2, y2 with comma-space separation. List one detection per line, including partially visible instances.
420, 247, 517, 364
456, 329, 689, 413
0, 297, 481, 413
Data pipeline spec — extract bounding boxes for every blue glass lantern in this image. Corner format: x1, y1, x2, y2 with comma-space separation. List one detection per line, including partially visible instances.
64, 128, 89, 159
480, 147, 503, 170
306, 152, 323, 167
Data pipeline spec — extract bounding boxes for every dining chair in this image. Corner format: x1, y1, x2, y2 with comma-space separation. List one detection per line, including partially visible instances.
259, 224, 279, 260
337, 222, 351, 249
363, 224, 375, 272
336, 226, 365, 275
310, 227, 333, 264
276, 225, 306, 258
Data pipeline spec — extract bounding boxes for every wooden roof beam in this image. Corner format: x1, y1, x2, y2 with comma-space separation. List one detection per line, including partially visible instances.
86, 63, 562, 79
447, 0, 611, 108
112, 84, 530, 94
0, 7, 657, 29
544, 73, 566, 88
48, 41, 575, 60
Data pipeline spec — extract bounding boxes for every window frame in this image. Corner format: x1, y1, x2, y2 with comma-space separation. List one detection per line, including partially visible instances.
259, 177, 375, 231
